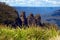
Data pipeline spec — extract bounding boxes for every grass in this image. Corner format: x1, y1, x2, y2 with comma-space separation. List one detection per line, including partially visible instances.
0, 25, 60, 40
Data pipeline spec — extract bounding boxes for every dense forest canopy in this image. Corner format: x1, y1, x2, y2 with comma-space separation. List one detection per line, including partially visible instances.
0, 2, 18, 23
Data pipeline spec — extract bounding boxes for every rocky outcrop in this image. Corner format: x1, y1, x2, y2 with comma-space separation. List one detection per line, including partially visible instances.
0, 2, 42, 27
20, 11, 27, 26
35, 14, 41, 26
27, 13, 36, 26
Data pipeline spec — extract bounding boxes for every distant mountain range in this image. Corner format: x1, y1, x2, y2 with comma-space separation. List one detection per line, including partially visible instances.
46, 10, 60, 26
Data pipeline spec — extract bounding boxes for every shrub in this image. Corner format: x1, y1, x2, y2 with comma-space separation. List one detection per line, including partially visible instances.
0, 25, 59, 40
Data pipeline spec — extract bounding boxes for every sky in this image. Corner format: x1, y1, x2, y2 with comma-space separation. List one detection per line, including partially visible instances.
0, 0, 60, 7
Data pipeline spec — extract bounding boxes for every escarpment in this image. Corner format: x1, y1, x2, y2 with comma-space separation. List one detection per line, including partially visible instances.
0, 2, 47, 28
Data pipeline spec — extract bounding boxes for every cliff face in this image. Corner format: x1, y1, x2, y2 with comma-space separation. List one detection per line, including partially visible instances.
0, 2, 46, 27
0, 2, 18, 24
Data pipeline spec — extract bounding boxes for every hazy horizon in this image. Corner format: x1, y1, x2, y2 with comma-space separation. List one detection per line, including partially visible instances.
13, 7, 60, 15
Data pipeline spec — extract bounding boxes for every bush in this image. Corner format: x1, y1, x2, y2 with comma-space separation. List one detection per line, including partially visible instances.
0, 25, 59, 40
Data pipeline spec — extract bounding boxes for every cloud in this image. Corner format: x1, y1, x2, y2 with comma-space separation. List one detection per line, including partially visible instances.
0, 0, 60, 7
45, 0, 60, 5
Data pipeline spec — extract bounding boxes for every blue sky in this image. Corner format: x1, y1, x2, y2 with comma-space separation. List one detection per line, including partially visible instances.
0, 0, 60, 7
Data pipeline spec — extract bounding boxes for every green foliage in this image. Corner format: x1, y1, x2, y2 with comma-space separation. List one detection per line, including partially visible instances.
0, 25, 59, 40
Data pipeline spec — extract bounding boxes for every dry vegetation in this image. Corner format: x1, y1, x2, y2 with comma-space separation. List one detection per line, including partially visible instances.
0, 25, 60, 40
